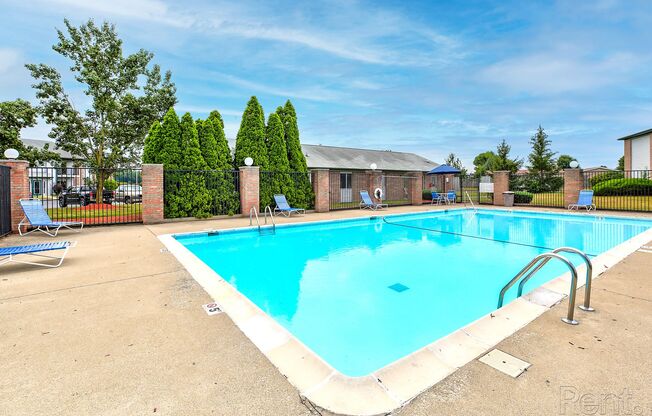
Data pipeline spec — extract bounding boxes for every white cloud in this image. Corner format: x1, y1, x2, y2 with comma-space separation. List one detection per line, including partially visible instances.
0, 48, 21, 75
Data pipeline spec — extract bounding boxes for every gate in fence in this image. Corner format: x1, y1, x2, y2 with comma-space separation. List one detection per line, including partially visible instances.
28, 166, 143, 225
509, 171, 565, 208
329, 171, 415, 210
0, 166, 11, 236
460, 176, 494, 205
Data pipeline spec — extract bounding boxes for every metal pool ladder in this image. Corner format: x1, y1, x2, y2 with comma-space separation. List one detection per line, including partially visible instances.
497, 247, 594, 325
464, 191, 478, 212
249, 206, 276, 235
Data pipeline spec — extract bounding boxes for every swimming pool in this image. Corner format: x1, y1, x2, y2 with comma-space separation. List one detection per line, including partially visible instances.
172, 208, 652, 378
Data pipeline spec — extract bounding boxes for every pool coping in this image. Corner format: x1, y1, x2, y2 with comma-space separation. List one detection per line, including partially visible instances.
158, 208, 652, 416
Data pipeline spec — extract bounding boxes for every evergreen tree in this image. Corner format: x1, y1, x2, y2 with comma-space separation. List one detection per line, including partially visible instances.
208, 110, 232, 169
527, 126, 557, 174
263, 113, 294, 209
276, 100, 313, 208
444, 153, 468, 177
492, 139, 522, 173
173, 113, 211, 218
234, 96, 267, 169
196, 119, 219, 169
617, 156, 624, 171
142, 120, 161, 164
159, 108, 183, 169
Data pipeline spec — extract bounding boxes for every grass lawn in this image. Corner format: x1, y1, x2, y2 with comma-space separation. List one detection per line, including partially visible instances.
517, 192, 652, 211
47, 204, 142, 220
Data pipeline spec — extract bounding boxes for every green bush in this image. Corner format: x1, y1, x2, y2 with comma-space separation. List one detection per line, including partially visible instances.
592, 178, 652, 196
589, 171, 623, 186
422, 189, 433, 200
514, 191, 534, 204
103, 178, 119, 191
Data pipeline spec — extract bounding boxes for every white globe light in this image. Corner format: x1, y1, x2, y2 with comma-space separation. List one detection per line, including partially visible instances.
569, 160, 579, 168
370, 163, 377, 170
3, 148, 19, 159
244, 157, 254, 166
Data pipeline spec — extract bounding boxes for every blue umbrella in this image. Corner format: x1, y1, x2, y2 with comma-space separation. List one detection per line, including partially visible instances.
427, 164, 461, 175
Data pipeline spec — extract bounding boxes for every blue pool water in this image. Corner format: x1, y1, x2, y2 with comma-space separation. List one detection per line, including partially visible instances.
177, 209, 652, 376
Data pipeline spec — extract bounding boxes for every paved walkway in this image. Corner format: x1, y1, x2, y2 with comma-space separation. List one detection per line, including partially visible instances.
1, 206, 651, 415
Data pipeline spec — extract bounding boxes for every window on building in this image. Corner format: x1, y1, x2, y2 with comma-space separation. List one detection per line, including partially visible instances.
340, 172, 352, 189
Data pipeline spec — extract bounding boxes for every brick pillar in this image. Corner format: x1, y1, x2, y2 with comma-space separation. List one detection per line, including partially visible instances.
493, 171, 510, 206
239, 166, 259, 217
312, 169, 330, 212
407, 171, 424, 205
0, 160, 30, 233
443, 174, 454, 192
563, 168, 583, 208
142, 164, 164, 224
624, 139, 632, 171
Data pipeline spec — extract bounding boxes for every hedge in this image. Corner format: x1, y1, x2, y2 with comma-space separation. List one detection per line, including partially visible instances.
514, 191, 534, 204
592, 178, 652, 196
588, 171, 623, 187
422, 189, 434, 200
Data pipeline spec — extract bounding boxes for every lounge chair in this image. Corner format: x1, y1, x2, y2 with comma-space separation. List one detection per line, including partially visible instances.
18, 199, 84, 237
273, 194, 305, 217
568, 190, 596, 211
445, 191, 457, 204
360, 190, 388, 210
0, 241, 75, 268
431, 191, 444, 205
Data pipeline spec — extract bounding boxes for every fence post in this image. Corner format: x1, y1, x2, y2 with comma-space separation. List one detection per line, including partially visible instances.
142, 164, 164, 224
0, 159, 30, 233
563, 168, 583, 208
408, 171, 424, 205
312, 169, 330, 212
493, 171, 510, 206
239, 166, 259, 217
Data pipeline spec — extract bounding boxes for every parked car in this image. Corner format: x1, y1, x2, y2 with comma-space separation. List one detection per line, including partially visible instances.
114, 184, 142, 204
58, 186, 114, 207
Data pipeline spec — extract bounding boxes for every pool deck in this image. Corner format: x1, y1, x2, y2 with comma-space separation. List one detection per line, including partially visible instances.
1, 205, 651, 415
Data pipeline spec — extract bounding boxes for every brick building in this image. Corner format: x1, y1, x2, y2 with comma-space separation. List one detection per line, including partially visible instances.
618, 128, 652, 171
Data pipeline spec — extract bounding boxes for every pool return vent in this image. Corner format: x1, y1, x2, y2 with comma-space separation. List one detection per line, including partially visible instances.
498, 247, 594, 325
249, 206, 276, 235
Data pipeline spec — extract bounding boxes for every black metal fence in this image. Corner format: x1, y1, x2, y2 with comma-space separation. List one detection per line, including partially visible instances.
164, 169, 240, 218
260, 171, 314, 211
329, 171, 414, 210
26, 166, 143, 225
582, 170, 652, 212
0, 166, 11, 236
460, 177, 494, 205
509, 172, 564, 208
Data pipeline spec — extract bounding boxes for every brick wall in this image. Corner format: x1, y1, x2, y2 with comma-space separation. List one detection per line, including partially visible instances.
239, 166, 259, 217
142, 164, 164, 224
624, 139, 632, 171
563, 168, 583, 208
0, 160, 30, 233
312, 169, 330, 212
407, 171, 423, 205
493, 171, 510, 206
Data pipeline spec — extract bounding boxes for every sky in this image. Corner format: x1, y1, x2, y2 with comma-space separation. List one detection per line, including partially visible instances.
1, 0, 651, 169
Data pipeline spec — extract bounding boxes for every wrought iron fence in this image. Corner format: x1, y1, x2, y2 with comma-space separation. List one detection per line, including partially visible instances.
460, 177, 494, 205
582, 170, 652, 212
329, 171, 414, 210
163, 169, 240, 218
509, 172, 564, 208
259, 171, 314, 211
26, 166, 143, 225
0, 166, 11, 236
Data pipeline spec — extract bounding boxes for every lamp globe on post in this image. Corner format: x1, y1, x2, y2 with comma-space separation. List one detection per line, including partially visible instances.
3, 148, 19, 160
569, 160, 579, 169
244, 157, 254, 167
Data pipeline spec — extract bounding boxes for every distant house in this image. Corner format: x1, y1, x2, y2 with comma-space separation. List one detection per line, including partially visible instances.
301, 144, 438, 203
21, 139, 88, 196
582, 166, 613, 173
618, 128, 652, 171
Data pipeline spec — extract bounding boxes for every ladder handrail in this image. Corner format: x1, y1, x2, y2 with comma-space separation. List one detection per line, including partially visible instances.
249, 206, 260, 230
516, 247, 594, 311
498, 252, 580, 325
465, 191, 478, 212
263, 205, 276, 231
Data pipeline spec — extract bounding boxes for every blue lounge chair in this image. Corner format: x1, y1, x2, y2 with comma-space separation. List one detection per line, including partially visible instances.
18, 199, 84, 237
360, 190, 388, 210
431, 191, 444, 205
568, 190, 596, 211
273, 194, 305, 217
445, 191, 457, 204
0, 241, 75, 268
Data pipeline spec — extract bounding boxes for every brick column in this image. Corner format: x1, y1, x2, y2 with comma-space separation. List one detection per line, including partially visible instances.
624, 139, 632, 171
563, 168, 583, 208
0, 160, 30, 233
312, 169, 330, 212
493, 171, 510, 206
407, 171, 424, 205
239, 166, 259, 217
142, 164, 164, 224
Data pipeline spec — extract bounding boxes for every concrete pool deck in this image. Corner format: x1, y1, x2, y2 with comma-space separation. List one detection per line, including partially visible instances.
1, 205, 651, 415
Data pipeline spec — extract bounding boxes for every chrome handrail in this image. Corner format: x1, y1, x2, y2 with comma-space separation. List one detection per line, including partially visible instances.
263, 205, 276, 232
517, 247, 594, 312
465, 191, 478, 212
498, 252, 580, 325
249, 206, 260, 230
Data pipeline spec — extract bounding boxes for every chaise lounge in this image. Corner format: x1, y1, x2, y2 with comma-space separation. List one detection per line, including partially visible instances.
0, 241, 75, 268
360, 190, 388, 210
18, 199, 84, 237
273, 194, 305, 217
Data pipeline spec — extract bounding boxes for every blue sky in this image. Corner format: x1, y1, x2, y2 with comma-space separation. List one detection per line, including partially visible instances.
1, 0, 651, 169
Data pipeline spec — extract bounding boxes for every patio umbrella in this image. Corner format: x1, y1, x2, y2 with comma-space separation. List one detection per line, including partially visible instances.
426, 164, 461, 175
